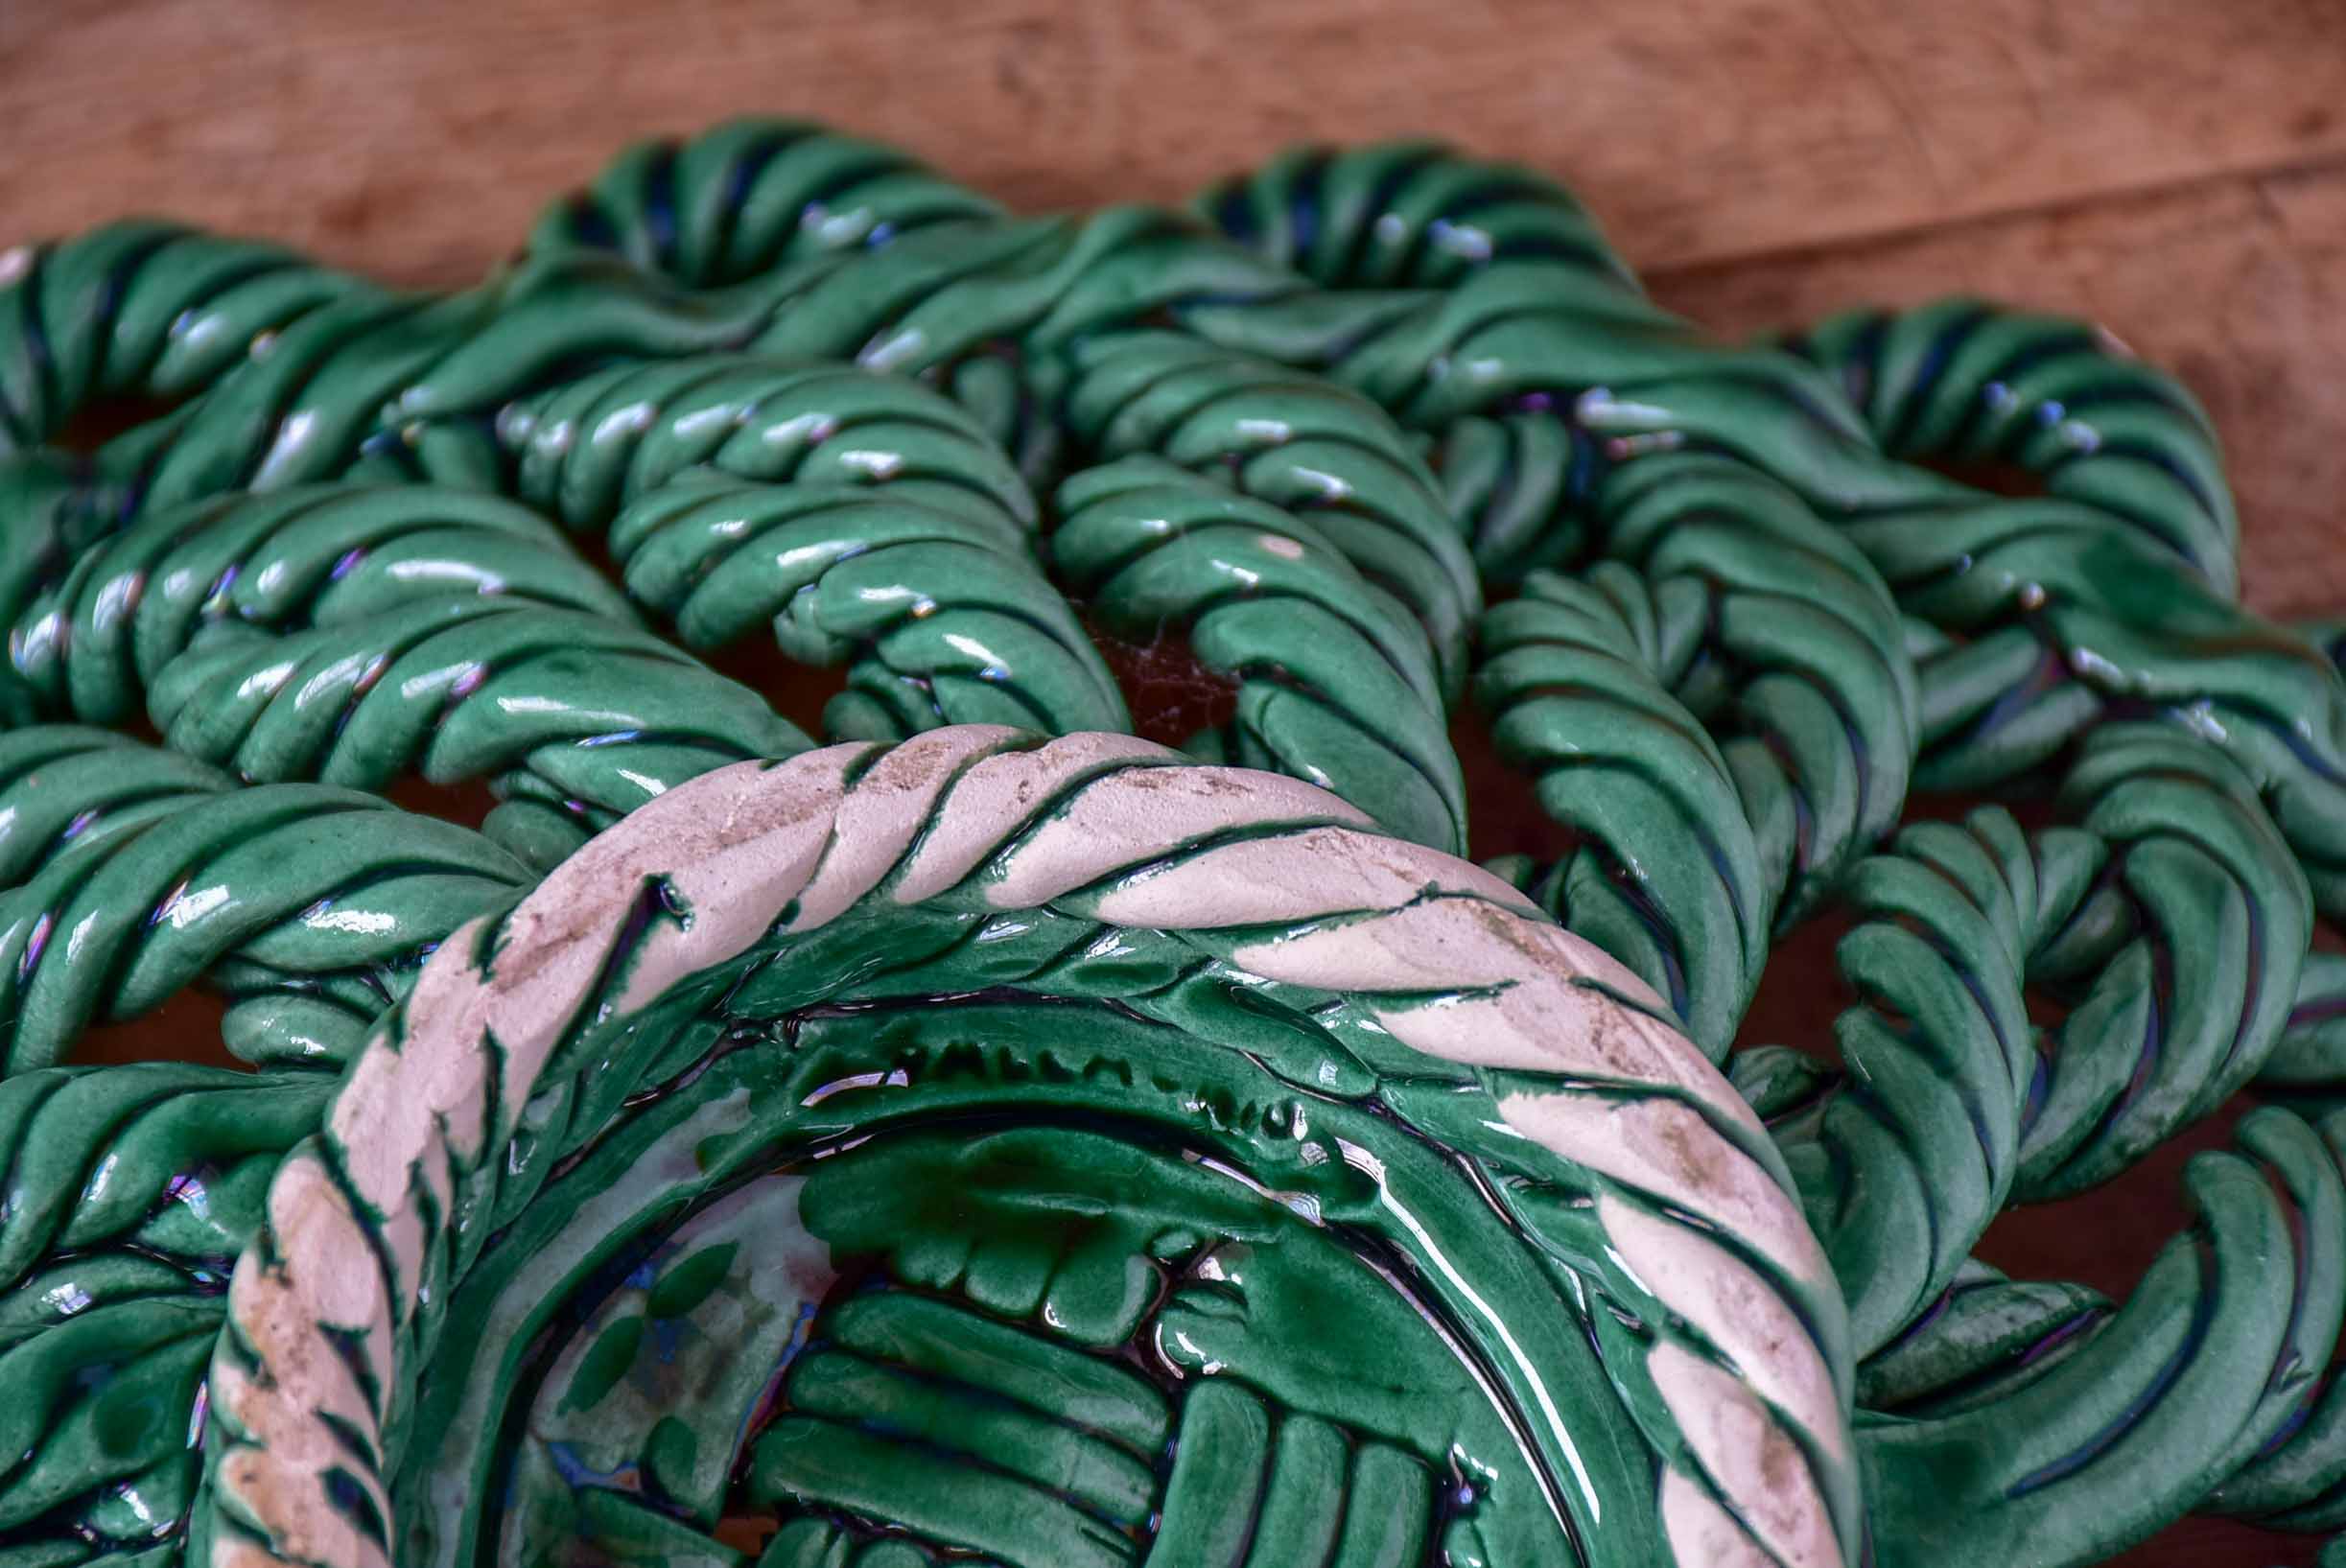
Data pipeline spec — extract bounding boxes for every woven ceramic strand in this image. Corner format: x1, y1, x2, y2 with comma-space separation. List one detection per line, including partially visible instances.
0, 117, 2337, 1568
197, 729, 1858, 1568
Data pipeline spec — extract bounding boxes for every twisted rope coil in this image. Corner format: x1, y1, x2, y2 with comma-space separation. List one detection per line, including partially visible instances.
198, 729, 1857, 1568
0, 118, 2334, 1568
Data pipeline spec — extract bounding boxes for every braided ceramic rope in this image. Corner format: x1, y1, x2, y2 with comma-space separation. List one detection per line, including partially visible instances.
9, 203, 1474, 853
1178, 143, 1925, 1045
1728, 720, 2310, 1328
22, 122, 2289, 1257
1192, 142, 2230, 587
2249, 620, 2346, 1086
2202, 1113, 2346, 1537
491, 337, 1472, 849
0, 120, 996, 463
13, 125, 1848, 892
1188, 144, 2346, 1127
0, 733, 537, 1556
514, 275, 1767, 1033
0, 1060, 335, 1549
199, 726, 1856, 1568
521, 129, 1836, 1017
1911, 1110, 2346, 1556
456, 341, 1466, 850
0, 726, 534, 1076
9, 134, 2308, 929
1704, 724, 2335, 1563
511, 128, 1788, 1016
4, 119, 2327, 1568
484, 355, 1131, 744
1677, 722, 2335, 1564
0, 155, 1839, 1558
1185, 137, 2346, 1556
1860, 1103, 2344, 1566
4, 131, 2308, 1202
1187, 145, 2346, 923
413, 269, 1476, 854
0, 481, 813, 866
2, 126, 1880, 990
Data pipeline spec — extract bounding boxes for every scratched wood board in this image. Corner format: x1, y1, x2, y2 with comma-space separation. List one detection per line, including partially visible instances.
7, 3, 2345, 1563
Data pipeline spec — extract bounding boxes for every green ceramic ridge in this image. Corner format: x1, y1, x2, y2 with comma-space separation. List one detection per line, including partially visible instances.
1786, 300, 2238, 592
2274, 949, 2346, 1085
494, 354, 1040, 535
1474, 450, 1923, 1054
27, 203, 1487, 849
54, 203, 1304, 525
144, 597, 810, 863
1591, 454, 1920, 923
528, 119, 1008, 288
1870, 480, 2346, 921
489, 356, 1130, 745
8, 483, 636, 723
1193, 140, 1644, 297
0, 1063, 332, 1562
0, 482, 813, 864
1858, 1104, 2344, 1566
1475, 559, 1771, 1056
0, 745, 532, 1077
1051, 456, 1467, 852
0, 222, 391, 460
1038, 326, 1481, 701
1847, 1256, 2110, 1419
0, 1064, 332, 1290
1730, 721, 2310, 1367
0, 1277, 222, 1553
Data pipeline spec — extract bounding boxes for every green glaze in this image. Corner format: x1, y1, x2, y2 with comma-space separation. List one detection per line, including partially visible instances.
9, 484, 635, 723
1194, 144, 2346, 929
1051, 457, 1466, 851
1789, 299, 2238, 590
0, 481, 811, 864
1860, 1106, 2344, 1567
2274, 950, 2346, 1085
54, 204, 1300, 523
1476, 559, 1770, 1056
0, 1066, 324, 1568
196, 733, 1857, 1568
495, 355, 1038, 535
447, 345, 1105, 746
144, 597, 809, 864
527, 119, 1006, 287
434, 1074, 1585, 1568
0, 1064, 332, 1284
1039, 327, 1480, 700
0, 118, 2338, 1568
2202, 1112, 2346, 1529
0, 222, 391, 458
1590, 454, 1918, 924
1195, 140, 1642, 295
1736, 722, 2309, 1357
1851, 1258, 2108, 1419
597, 471, 1125, 743
0, 727, 532, 1072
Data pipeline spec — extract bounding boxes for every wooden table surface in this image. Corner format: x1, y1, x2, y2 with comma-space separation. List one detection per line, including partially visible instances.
6, 3, 2344, 1563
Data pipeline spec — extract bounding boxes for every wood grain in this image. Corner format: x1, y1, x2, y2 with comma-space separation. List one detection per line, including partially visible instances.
7, 0, 2346, 272
6, 5, 2345, 1564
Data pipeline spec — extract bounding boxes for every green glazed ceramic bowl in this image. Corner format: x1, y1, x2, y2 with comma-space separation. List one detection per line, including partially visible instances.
197, 727, 1854, 1568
